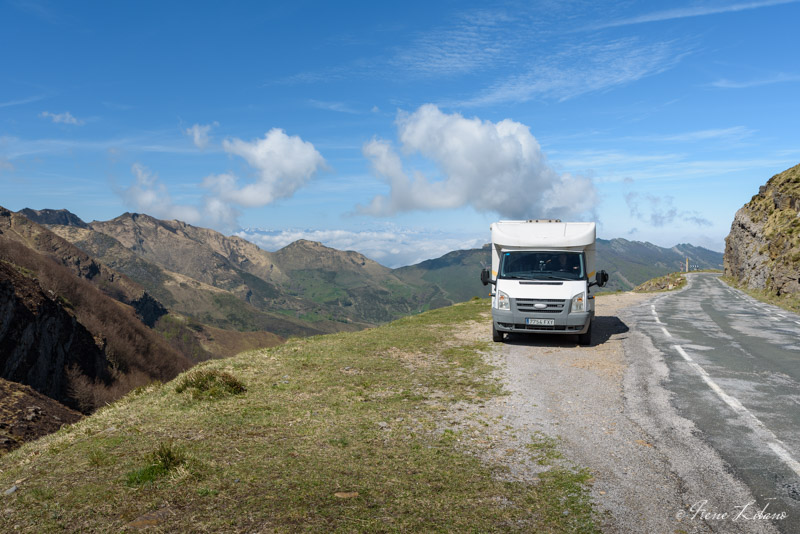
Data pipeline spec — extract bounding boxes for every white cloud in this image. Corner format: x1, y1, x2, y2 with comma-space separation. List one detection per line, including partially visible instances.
390, 10, 516, 77
461, 38, 687, 106
624, 192, 711, 228
584, 0, 798, 30
0, 95, 45, 108
119, 129, 325, 231
359, 104, 597, 221
308, 100, 359, 114
659, 126, 754, 142
122, 163, 202, 223
204, 128, 327, 207
711, 73, 800, 89
39, 111, 83, 125
236, 227, 486, 268
184, 121, 218, 149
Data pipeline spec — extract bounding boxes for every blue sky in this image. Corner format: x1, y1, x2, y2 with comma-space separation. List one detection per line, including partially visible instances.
2, 0, 799, 267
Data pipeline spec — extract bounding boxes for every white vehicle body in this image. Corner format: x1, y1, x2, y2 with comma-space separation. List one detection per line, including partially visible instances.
481, 220, 607, 345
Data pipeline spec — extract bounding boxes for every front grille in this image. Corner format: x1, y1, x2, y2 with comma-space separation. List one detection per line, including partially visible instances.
514, 298, 566, 314
512, 324, 583, 331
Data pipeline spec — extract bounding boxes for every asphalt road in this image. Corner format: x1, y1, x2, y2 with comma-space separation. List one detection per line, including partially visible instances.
634, 272, 800, 533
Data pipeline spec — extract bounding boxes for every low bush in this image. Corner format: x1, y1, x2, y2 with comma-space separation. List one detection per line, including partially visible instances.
125, 441, 187, 486
175, 369, 246, 400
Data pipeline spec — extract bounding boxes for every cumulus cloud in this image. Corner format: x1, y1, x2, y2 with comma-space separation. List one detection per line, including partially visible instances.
204, 128, 327, 207
359, 104, 597, 220
236, 227, 486, 268
122, 163, 201, 223
119, 129, 325, 231
39, 111, 83, 125
121, 163, 239, 229
624, 192, 711, 227
184, 122, 218, 149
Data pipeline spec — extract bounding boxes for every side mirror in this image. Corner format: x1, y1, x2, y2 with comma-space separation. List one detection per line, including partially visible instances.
589, 270, 609, 288
480, 268, 494, 286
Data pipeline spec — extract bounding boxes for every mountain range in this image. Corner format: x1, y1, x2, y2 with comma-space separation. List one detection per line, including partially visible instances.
1, 206, 722, 433
26, 209, 723, 327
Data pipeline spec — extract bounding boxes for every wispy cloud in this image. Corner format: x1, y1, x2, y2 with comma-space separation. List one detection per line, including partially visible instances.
8, 0, 63, 23
184, 122, 219, 149
0, 95, 46, 108
274, 8, 520, 86
308, 100, 360, 114
624, 192, 712, 227
0, 133, 199, 159
460, 38, 689, 106
658, 126, 755, 142
39, 110, 84, 125
390, 10, 517, 77
711, 72, 800, 88
584, 0, 799, 31
558, 149, 795, 184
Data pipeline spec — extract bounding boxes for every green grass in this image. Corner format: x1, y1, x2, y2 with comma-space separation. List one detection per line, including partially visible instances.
125, 442, 188, 486
174, 369, 247, 400
0, 299, 598, 533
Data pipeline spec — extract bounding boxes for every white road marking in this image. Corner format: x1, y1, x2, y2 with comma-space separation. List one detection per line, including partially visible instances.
650, 305, 663, 324
660, 327, 672, 338
673, 344, 800, 478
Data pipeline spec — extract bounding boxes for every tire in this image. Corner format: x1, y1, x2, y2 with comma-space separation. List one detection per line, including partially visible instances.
492, 323, 504, 342
577, 322, 592, 346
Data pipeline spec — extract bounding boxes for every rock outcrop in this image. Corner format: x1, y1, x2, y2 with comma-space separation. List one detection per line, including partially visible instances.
19, 207, 89, 229
0, 261, 111, 411
724, 163, 800, 296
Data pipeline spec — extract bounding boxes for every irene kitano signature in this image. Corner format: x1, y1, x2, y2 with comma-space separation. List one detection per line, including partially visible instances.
677, 500, 789, 522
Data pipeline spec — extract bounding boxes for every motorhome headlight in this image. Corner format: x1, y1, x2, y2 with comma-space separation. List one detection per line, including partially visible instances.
571, 292, 585, 313
495, 290, 511, 310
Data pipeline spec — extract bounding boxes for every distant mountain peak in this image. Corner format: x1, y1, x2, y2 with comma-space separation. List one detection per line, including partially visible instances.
19, 208, 88, 228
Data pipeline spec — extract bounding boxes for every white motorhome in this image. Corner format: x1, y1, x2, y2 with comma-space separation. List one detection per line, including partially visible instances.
480, 220, 608, 345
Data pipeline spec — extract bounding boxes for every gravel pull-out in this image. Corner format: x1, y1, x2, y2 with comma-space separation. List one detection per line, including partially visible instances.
449, 292, 778, 534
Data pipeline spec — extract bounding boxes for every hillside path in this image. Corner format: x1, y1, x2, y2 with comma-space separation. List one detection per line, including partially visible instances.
452, 290, 783, 533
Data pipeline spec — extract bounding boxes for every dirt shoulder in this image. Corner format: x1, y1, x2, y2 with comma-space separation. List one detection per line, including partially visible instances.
447, 292, 777, 534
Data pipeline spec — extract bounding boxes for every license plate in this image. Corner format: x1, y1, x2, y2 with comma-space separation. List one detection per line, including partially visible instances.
526, 318, 554, 326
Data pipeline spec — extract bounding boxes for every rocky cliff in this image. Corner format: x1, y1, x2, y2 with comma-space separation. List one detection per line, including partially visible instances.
0, 261, 111, 411
724, 163, 800, 296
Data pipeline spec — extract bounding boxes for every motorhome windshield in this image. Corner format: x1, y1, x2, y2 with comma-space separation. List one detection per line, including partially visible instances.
499, 251, 585, 281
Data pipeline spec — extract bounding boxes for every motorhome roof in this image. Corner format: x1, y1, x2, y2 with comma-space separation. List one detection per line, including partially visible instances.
491, 221, 596, 248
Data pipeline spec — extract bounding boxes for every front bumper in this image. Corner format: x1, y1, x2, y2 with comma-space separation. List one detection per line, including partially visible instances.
492, 299, 592, 335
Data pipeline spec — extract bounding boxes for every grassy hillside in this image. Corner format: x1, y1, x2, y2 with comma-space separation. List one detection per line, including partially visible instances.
394, 246, 491, 304
0, 300, 597, 533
